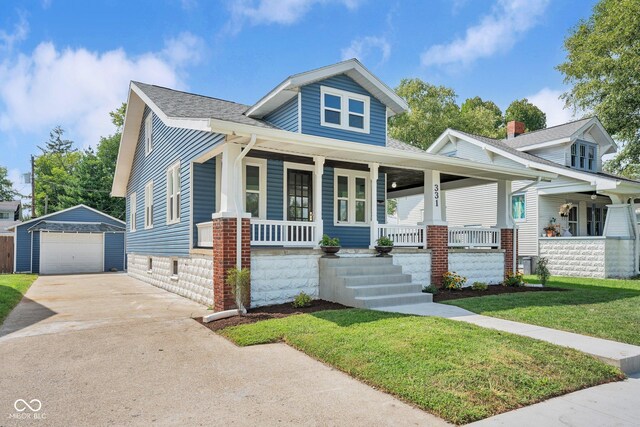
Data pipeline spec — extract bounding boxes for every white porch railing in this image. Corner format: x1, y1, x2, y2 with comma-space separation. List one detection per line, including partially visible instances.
196, 221, 213, 247
448, 227, 501, 248
251, 219, 317, 247
378, 225, 426, 247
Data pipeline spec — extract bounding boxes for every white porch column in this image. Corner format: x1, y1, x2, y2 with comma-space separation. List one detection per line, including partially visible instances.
369, 162, 379, 249
218, 143, 242, 214
496, 180, 514, 228
441, 190, 447, 221
420, 169, 446, 225
603, 195, 634, 238
314, 156, 325, 247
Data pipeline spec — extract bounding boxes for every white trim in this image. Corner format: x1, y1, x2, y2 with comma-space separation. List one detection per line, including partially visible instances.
512, 192, 526, 223
10, 204, 125, 230
283, 162, 315, 221
30, 230, 33, 273
13, 225, 17, 272
189, 162, 194, 249
166, 161, 181, 224
297, 91, 302, 133
242, 158, 267, 219
333, 168, 370, 226
129, 192, 137, 232
144, 113, 153, 156
144, 181, 154, 229
320, 86, 370, 134
215, 155, 222, 213
514, 137, 572, 152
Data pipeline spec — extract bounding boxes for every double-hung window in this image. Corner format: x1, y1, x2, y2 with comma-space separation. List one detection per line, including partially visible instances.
334, 170, 369, 225
0, 212, 9, 219
243, 159, 266, 218
145, 114, 153, 155
320, 86, 370, 133
570, 141, 597, 172
144, 181, 153, 229
166, 162, 181, 224
129, 192, 137, 232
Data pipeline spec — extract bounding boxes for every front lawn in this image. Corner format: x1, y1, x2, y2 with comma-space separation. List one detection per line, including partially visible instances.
445, 276, 640, 346
220, 309, 622, 424
0, 274, 38, 325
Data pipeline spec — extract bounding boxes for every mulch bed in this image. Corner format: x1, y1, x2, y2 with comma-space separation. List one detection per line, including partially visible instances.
433, 285, 567, 302
196, 299, 348, 331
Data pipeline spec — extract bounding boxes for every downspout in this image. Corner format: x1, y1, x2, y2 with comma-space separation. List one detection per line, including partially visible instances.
233, 134, 257, 270
509, 178, 542, 274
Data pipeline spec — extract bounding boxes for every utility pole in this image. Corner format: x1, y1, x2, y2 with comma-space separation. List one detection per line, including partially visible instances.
31, 155, 35, 218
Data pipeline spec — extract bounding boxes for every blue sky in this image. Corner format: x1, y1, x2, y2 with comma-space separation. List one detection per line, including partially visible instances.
0, 0, 598, 197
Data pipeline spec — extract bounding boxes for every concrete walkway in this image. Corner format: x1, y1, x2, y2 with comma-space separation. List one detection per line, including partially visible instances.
377, 302, 640, 374
0, 274, 447, 426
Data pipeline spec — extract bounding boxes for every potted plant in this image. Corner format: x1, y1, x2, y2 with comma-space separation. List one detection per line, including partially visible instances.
375, 236, 394, 257
319, 234, 341, 258
543, 217, 558, 237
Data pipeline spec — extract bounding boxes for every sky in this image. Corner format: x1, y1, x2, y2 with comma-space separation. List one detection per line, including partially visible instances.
0, 0, 599, 197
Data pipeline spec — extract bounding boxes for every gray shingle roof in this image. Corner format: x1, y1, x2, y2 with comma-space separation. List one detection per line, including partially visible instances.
0, 201, 20, 211
132, 82, 276, 129
27, 221, 125, 233
503, 118, 593, 149
387, 137, 427, 153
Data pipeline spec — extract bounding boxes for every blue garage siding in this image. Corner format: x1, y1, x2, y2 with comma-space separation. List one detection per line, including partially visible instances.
14, 225, 31, 272
32, 231, 40, 274
300, 74, 387, 146
264, 97, 298, 132
192, 158, 216, 245
125, 107, 224, 256
104, 233, 125, 271
267, 159, 284, 220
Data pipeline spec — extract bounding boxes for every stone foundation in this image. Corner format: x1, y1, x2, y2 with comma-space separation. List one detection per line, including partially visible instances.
127, 253, 213, 306
448, 249, 505, 286
392, 251, 431, 287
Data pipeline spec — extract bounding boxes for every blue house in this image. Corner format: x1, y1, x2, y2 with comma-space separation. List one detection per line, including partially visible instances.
11, 204, 125, 274
111, 59, 553, 310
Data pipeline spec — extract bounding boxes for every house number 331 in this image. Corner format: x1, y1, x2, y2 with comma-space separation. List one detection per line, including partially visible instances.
434, 184, 439, 207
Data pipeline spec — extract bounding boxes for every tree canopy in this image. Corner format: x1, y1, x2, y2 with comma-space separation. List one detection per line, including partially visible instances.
557, 0, 640, 177
504, 99, 546, 132
0, 166, 18, 201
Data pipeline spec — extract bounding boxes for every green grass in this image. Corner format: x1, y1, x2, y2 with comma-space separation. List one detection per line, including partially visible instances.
220, 309, 622, 424
445, 276, 640, 346
0, 274, 38, 325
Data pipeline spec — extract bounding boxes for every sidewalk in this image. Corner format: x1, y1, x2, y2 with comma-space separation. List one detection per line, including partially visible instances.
376, 302, 640, 374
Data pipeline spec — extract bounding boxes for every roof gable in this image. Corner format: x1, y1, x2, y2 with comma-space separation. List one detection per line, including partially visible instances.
13, 205, 124, 231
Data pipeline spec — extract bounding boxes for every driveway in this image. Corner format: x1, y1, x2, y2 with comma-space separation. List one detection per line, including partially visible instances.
0, 274, 447, 426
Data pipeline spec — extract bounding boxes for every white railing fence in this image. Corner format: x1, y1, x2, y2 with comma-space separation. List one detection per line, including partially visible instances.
448, 227, 501, 248
378, 225, 426, 247
251, 220, 317, 247
196, 221, 213, 247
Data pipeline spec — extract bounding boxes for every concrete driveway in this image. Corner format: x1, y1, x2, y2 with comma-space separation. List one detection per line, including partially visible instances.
0, 274, 447, 426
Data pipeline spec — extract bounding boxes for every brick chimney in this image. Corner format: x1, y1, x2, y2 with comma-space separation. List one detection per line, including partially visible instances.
507, 121, 525, 139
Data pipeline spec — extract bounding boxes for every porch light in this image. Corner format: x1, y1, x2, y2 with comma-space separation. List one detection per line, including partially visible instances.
391, 181, 397, 189
591, 194, 597, 200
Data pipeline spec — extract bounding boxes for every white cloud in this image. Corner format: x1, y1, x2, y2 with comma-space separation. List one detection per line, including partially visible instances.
227, 0, 362, 30
0, 32, 203, 149
341, 36, 391, 65
0, 12, 29, 52
527, 87, 575, 127
421, 0, 549, 68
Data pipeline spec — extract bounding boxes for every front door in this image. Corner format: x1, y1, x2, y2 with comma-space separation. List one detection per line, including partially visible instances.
287, 169, 313, 222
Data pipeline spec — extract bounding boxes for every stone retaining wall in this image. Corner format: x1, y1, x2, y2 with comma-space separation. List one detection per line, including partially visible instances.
539, 238, 607, 278
448, 249, 505, 285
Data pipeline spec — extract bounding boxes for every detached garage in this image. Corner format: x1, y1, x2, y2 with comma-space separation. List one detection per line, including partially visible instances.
11, 205, 125, 274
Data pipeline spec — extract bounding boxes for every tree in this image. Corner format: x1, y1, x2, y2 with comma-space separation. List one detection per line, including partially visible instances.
557, 0, 640, 177
459, 97, 504, 139
505, 99, 546, 132
0, 166, 18, 201
39, 126, 76, 155
461, 96, 503, 130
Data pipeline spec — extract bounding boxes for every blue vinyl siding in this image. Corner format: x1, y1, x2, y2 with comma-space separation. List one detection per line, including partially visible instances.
14, 205, 124, 273
300, 74, 387, 146
125, 107, 224, 256
192, 158, 216, 245
264, 97, 298, 132
267, 159, 284, 220
104, 233, 125, 271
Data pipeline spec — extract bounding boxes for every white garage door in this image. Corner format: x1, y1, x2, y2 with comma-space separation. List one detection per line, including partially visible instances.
40, 232, 104, 275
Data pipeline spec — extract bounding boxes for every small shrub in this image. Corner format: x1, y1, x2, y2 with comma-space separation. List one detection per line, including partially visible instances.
376, 236, 394, 247
292, 292, 313, 308
442, 271, 467, 290
504, 271, 525, 287
423, 284, 439, 295
471, 282, 488, 291
226, 267, 251, 314
319, 234, 340, 247
536, 257, 551, 285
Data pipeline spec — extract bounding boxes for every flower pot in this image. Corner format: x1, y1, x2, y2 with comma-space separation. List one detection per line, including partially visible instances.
320, 246, 341, 258
545, 230, 554, 237
375, 245, 393, 257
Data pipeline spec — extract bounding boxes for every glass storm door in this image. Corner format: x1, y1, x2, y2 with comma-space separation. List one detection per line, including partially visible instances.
287, 170, 313, 222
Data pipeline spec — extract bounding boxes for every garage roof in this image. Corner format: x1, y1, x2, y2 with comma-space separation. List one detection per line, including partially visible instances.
28, 221, 125, 233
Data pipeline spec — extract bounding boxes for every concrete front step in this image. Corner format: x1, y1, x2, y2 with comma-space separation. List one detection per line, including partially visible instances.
341, 274, 412, 286
331, 265, 404, 276
354, 292, 433, 308
346, 282, 423, 297
322, 257, 394, 267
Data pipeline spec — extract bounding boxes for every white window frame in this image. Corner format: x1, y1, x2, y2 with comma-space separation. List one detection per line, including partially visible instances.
144, 181, 154, 229
129, 192, 137, 232
512, 193, 526, 222
282, 162, 315, 222
242, 158, 267, 219
166, 161, 181, 224
333, 168, 369, 226
0, 212, 10, 219
320, 86, 370, 134
145, 114, 153, 156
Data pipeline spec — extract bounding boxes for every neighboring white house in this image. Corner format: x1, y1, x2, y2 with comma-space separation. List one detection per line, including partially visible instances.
0, 201, 21, 236
391, 118, 640, 279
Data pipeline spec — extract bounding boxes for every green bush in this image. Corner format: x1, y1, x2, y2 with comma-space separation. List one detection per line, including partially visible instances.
442, 271, 467, 290
536, 257, 551, 285
423, 284, 439, 295
292, 291, 313, 308
471, 282, 488, 291
376, 236, 394, 247
226, 267, 251, 314
503, 271, 525, 287
319, 234, 340, 247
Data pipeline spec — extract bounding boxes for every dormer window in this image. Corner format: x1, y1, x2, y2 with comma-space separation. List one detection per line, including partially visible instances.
320, 86, 370, 133
570, 141, 597, 172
